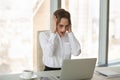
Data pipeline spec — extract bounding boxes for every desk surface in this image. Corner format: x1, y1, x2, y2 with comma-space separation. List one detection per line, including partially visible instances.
0, 67, 120, 80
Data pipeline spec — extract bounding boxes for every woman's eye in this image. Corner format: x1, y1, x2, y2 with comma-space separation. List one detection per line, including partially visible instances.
59, 25, 63, 28
65, 26, 69, 29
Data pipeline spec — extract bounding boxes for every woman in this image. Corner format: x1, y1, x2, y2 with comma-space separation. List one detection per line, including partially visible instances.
39, 9, 81, 71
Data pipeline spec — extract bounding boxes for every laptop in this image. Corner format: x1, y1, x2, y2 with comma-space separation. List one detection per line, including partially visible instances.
51, 58, 97, 80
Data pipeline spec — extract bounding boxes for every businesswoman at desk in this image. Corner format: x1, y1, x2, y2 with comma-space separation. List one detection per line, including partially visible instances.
39, 9, 81, 71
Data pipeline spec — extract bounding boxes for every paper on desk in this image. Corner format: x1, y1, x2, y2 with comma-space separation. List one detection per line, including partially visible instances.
96, 70, 120, 78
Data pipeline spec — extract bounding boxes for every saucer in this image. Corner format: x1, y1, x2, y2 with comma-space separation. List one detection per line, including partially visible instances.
19, 74, 37, 79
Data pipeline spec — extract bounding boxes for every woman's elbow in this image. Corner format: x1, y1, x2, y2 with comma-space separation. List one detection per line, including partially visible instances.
72, 49, 81, 56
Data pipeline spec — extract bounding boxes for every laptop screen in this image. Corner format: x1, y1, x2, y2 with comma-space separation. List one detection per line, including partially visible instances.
60, 58, 97, 80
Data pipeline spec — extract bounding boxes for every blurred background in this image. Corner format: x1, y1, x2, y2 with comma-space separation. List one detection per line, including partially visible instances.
0, 0, 120, 74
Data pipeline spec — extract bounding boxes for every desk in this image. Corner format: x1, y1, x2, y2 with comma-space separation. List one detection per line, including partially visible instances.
0, 67, 120, 80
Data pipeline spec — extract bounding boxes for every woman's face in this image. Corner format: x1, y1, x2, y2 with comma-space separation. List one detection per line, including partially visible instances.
57, 18, 69, 37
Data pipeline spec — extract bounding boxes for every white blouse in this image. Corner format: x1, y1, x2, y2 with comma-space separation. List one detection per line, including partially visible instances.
39, 31, 81, 68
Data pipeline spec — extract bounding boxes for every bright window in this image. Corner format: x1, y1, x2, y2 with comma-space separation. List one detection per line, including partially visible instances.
61, 0, 100, 59
0, 0, 33, 74
108, 0, 120, 63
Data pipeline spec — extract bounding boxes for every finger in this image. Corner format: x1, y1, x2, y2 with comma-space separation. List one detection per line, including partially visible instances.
68, 25, 72, 32
52, 15, 57, 33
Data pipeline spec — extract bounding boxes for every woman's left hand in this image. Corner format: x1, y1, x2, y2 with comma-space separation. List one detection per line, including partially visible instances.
67, 25, 72, 33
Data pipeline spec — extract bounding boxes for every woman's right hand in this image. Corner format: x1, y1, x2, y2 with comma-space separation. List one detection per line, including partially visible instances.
52, 15, 57, 33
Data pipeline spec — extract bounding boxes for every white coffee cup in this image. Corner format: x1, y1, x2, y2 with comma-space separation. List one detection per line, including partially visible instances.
22, 70, 33, 79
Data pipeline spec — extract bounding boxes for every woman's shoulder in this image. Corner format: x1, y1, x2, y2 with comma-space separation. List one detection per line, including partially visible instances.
39, 30, 51, 37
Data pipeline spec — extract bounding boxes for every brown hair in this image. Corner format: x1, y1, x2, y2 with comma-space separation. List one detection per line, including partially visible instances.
53, 9, 71, 26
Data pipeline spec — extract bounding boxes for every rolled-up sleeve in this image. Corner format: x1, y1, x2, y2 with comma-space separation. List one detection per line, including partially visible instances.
39, 32, 56, 57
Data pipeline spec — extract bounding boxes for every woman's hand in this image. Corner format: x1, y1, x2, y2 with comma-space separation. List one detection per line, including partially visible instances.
52, 15, 57, 33
67, 25, 72, 33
